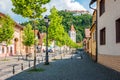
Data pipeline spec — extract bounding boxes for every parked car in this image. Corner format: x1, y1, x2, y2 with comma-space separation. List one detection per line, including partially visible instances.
43, 48, 53, 53
48, 49, 53, 53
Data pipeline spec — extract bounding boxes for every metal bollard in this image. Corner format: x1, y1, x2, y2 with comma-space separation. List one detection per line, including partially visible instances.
29, 61, 30, 67
18, 56, 19, 61
42, 56, 43, 62
61, 55, 62, 60
38, 58, 40, 63
54, 54, 56, 59
13, 65, 15, 74
71, 54, 73, 59
21, 63, 23, 70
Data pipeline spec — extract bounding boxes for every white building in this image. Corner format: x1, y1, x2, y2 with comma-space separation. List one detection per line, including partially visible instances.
69, 24, 76, 43
90, 0, 120, 72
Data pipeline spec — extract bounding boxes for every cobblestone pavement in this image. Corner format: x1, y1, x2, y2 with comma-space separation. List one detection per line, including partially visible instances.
4, 50, 120, 80
0, 53, 47, 80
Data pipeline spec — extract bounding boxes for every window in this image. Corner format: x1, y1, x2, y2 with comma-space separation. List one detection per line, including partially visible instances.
7, 47, 9, 53
100, 28, 106, 45
93, 31, 96, 41
2, 46, 4, 53
100, 0, 105, 16
116, 18, 120, 43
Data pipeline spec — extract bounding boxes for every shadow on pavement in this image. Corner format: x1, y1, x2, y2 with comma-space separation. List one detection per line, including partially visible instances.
6, 50, 120, 80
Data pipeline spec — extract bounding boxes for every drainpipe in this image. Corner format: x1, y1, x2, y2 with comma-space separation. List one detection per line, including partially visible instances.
89, 3, 98, 62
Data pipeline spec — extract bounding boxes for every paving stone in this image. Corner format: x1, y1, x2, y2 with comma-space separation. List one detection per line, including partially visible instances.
1, 51, 120, 80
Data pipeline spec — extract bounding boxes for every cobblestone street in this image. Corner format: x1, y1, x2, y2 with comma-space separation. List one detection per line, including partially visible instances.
6, 50, 120, 80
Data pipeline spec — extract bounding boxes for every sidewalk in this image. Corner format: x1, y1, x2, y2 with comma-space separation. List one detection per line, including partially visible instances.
0, 53, 45, 80
5, 51, 120, 80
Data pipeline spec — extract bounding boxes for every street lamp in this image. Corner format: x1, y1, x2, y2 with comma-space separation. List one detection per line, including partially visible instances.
44, 15, 50, 65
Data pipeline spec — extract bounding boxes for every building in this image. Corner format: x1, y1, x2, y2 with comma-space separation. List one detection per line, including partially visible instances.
90, 11, 97, 61
83, 28, 90, 52
69, 24, 76, 42
0, 12, 44, 57
0, 12, 24, 57
90, 0, 120, 71
65, 10, 89, 16
34, 30, 45, 53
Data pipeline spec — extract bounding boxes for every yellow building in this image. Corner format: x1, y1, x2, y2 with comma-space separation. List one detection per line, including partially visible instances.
90, 11, 96, 61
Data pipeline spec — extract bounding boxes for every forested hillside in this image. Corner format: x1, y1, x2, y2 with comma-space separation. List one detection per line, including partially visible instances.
21, 10, 92, 43
58, 10, 92, 42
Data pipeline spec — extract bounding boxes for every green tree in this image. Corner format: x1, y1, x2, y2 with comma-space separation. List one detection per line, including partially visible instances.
0, 15, 15, 59
58, 10, 73, 32
58, 10, 92, 43
48, 7, 66, 46
12, 0, 50, 19
23, 23, 34, 59
21, 19, 46, 33
48, 7, 78, 52
11, 0, 50, 69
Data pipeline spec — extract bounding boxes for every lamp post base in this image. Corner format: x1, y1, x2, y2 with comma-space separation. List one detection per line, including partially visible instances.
44, 62, 49, 65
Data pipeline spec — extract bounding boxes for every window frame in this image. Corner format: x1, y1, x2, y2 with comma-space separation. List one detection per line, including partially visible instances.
100, 27, 106, 45
99, 0, 105, 16
116, 18, 120, 43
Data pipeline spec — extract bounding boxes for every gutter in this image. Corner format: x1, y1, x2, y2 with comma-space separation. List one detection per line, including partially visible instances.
89, 1, 98, 62
90, 0, 97, 5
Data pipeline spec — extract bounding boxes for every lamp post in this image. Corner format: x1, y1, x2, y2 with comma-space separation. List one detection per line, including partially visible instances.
44, 15, 50, 65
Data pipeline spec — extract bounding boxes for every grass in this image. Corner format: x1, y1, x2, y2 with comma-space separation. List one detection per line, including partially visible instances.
0, 59, 9, 61
28, 68, 45, 72
52, 58, 59, 61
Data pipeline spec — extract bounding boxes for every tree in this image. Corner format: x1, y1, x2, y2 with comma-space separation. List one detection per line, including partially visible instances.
21, 19, 46, 33
12, 0, 50, 19
48, 7, 78, 54
23, 23, 34, 59
0, 15, 15, 59
11, 0, 50, 69
48, 7, 66, 46
58, 10, 92, 43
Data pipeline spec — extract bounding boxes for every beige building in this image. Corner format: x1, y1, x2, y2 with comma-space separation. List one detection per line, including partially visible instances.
90, 11, 97, 61
0, 12, 45, 58
90, 0, 120, 72
0, 12, 25, 57
84, 28, 90, 53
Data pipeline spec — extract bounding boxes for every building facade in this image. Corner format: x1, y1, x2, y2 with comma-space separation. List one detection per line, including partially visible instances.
0, 12, 24, 57
0, 12, 45, 57
84, 28, 90, 52
65, 10, 89, 16
90, 0, 120, 72
90, 11, 97, 61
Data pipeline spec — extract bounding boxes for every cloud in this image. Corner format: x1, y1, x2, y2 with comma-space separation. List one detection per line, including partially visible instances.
0, 0, 87, 23
0, 0, 13, 15
43, 0, 86, 15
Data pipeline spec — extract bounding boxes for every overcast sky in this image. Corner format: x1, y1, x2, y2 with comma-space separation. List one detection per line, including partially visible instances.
0, 0, 95, 23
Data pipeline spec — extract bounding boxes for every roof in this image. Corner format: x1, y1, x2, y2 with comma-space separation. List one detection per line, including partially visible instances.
0, 12, 6, 17
89, 0, 97, 5
0, 12, 23, 29
70, 24, 76, 31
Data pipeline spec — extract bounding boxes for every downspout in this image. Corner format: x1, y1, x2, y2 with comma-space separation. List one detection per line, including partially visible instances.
89, 3, 98, 62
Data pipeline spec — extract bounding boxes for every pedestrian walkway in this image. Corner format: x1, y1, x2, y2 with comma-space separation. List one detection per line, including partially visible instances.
6, 50, 120, 80
0, 53, 46, 80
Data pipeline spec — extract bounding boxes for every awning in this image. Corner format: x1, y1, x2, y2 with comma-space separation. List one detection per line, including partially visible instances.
89, 0, 97, 5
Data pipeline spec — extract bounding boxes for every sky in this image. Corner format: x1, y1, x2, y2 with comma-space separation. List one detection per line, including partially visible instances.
0, 0, 95, 23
